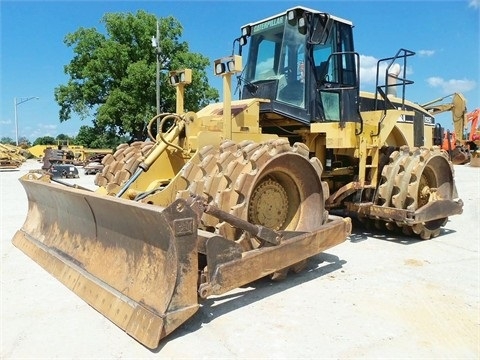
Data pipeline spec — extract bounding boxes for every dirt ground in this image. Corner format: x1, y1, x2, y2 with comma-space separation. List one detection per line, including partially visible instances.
1, 159, 479, 359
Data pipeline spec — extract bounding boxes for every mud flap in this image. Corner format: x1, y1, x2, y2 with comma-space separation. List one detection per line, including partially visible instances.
12, 175, 199, 349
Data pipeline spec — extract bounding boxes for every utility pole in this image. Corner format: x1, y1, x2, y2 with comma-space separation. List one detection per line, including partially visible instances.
14, 96, 39, 145
152, 20, 161, 134
155, 20, 161, 116
156, 20, 162, 115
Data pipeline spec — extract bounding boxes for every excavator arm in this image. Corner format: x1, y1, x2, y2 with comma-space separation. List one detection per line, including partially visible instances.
466, 109, 480, 142
421, 93, 471, 164
421, 92, 467, 141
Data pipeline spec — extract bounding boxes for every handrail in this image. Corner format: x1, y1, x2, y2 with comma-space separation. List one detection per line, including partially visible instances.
370, 49, 415, 138
374, 48, 415, 112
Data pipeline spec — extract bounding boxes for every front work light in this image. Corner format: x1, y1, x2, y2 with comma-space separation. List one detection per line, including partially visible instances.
169, 69, 192, 86
214, 55, 242, 76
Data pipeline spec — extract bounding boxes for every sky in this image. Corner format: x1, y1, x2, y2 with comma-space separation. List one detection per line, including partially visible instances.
1, 0, 479, 143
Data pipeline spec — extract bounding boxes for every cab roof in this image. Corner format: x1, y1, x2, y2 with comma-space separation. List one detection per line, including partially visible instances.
241, 5, 353, 29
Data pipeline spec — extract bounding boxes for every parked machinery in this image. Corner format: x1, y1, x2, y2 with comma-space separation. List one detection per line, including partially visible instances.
466, 108, 480, 166
12, 6, 462, 349
421, 93, 471, 164
466, 108, 480, 146
0, 143, 26, 169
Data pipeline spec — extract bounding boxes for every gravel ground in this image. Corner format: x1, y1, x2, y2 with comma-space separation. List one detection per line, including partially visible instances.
1, 159, 479, 359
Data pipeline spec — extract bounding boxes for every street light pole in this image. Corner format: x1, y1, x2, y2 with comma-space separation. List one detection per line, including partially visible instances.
156, 20, 161, 117
152, 20, 162, 135
151, 20, 172, 136
14, 96, 39, 145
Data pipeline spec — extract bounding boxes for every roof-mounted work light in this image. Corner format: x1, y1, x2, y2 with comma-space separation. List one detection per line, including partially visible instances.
241, 25, 251, 37
287, 10, 296, 22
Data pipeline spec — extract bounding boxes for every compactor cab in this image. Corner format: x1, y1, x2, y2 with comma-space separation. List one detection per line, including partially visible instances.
236, 6, 463, 239
240, 7, 359, 124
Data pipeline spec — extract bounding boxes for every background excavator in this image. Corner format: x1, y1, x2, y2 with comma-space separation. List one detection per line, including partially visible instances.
466, 108, 480, 144
466, 108, 480, 166
421, 93, 473, 165
12, 6, 463, 349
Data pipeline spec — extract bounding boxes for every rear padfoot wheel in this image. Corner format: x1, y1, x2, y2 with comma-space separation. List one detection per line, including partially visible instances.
374, 147, 455, 239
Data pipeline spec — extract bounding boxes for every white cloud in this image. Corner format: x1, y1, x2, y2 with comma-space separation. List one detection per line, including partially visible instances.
359, 54, 412, 87
39, 124, 58, 130
426, 76, 477, 94
426, 77, 443, 87
0, 119, 12, 125
19, 123, 59, 141
417, 49, 435, 57
359, 54, 381, 84
469, 0, 480, 9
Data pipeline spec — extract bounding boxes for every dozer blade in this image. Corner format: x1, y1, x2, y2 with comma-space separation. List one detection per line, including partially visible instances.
12, 175, 199, 349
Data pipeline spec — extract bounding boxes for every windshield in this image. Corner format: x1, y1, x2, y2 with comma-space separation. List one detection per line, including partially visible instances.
244, 15, 307, 108
245, 15, 307, 82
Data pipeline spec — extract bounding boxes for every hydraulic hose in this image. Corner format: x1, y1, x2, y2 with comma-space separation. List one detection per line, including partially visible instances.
116, 113, 186, 198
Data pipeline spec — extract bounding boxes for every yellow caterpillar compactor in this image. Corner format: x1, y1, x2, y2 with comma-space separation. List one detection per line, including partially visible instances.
12, 6, 463, 349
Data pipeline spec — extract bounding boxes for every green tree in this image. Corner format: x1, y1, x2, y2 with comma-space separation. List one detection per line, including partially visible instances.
32, 136, 56, 146
75, 124, 127, 149
55, 11, 219, 140
74, 125, 97, 147
18, 136, 31, 148
0, 137, 15, 145
56, 133, 73, 141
